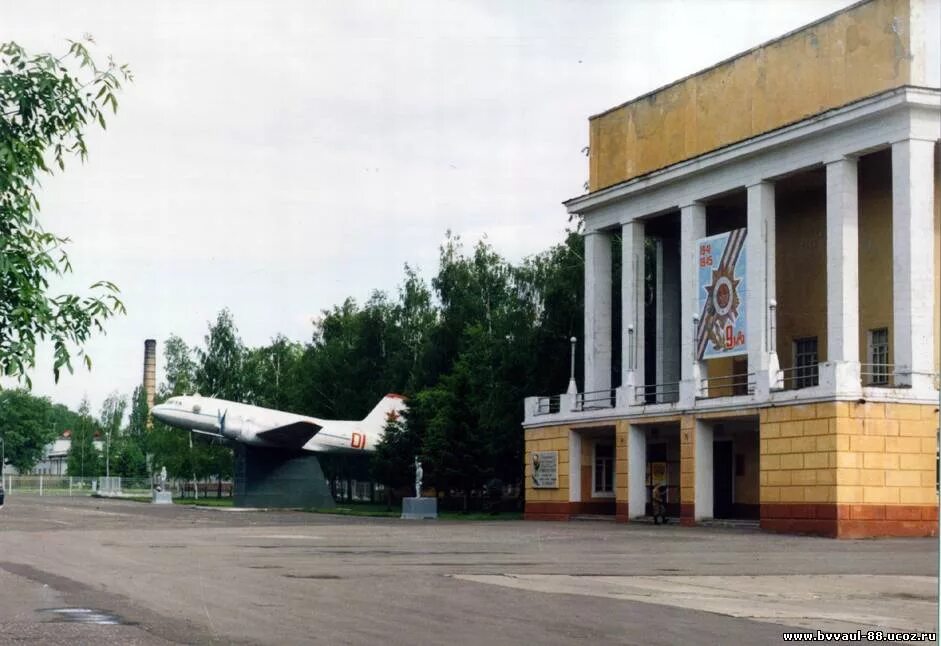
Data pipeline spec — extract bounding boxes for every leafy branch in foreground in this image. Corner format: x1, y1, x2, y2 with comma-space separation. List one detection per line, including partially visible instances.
0, 37, 132, 384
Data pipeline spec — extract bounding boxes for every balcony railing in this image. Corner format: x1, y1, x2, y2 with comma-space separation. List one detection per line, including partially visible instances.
634, 382, 680, 405
534, 395, 561, 415
700, 372, 755, 398
575, 388, 616, 411
861, 363, 896, 388
779, 364, 819, 390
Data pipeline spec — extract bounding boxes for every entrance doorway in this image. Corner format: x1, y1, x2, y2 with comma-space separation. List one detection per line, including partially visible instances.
627, 423, 680, 519
713, 440, 734, 518
709, 420, 759, 520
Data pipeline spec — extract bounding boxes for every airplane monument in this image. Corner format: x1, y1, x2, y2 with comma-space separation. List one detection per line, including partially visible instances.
152, 393, 407, 508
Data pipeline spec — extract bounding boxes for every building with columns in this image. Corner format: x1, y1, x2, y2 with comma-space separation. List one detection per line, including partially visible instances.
523, 0, 940, 537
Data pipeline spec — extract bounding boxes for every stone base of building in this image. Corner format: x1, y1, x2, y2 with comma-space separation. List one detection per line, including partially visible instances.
760, 503, 938, 538
524, 501, 616, 521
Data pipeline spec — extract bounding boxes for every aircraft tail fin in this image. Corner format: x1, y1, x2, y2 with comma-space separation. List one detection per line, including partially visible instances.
362, 394, 408, 433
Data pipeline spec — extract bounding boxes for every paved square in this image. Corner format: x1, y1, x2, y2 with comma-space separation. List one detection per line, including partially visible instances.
0, 495, 936, 645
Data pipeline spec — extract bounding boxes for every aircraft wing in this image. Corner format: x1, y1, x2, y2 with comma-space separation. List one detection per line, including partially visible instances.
255, 421, 322, 449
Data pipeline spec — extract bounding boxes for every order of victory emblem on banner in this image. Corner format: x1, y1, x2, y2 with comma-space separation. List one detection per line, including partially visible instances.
696, 229, 747, 360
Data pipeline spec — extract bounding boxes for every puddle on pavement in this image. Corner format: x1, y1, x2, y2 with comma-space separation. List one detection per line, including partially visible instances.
39, 607, 131, 625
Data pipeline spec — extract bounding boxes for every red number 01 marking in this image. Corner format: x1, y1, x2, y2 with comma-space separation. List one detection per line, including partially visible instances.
351, 432, 366, 449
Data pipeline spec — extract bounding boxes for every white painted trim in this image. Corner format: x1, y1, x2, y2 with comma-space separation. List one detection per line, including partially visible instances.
573, 88, 939, 229
568, 431, 581, 503
694, 420, 714, 521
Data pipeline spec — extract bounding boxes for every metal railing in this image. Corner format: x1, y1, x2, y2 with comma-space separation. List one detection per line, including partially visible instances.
779, 364, 819, 390
860, 363, 896, 387
535, 395, 561, 415
575, 388, 616, 411
1, 475, 116, 496
700, 372, 755, 398
633, 382, 680, 405
860, 365, 941, 390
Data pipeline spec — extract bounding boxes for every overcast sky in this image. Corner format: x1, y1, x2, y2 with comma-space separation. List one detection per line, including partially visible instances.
3, 0, 855, 415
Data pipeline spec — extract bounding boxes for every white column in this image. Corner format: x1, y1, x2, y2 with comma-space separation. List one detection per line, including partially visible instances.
627, 425, 646, 519
621, 221, 645, 402
568, 430, 582, 503
693, 420, 713, 521
823, 156, 862, 395
680, 203, 706, 405
892, 138, 937, 390
746, 182, 777, 396
584, 230, 612, 394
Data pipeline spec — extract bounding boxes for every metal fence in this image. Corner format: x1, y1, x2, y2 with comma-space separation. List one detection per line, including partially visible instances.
3, 475, 163, 498
2, 475, 100, 496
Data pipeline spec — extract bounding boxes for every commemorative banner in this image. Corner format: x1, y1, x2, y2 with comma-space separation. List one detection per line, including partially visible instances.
696, 229, 747, 360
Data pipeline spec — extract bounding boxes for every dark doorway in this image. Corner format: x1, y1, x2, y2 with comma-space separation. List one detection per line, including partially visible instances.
713, 440, 734, 519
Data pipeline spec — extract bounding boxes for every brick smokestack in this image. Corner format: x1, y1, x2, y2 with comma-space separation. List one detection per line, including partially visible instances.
143, 339, 157, 429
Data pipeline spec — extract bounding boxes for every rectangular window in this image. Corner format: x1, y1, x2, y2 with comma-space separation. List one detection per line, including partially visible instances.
594, 443, 614, 494
793, 337, 819, 389
868, 328, 889, 385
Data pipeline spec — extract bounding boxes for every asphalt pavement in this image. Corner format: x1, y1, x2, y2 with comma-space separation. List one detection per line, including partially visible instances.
0, 495, 937, 645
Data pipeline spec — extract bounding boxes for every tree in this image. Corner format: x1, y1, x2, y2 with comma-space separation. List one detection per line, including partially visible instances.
0, 39, 131, 385
126, 386, 149, 437
162, 334, 197, 397
371, 415, 421, 508
99, 391, 126, 476
0, 389, 56, 473
66, 396, 102, 478
196, 309, 245, 400
242, 335, 304, 410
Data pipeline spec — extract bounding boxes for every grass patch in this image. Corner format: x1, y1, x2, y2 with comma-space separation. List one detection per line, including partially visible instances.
305, 502, 521, 521
102, 494, 521, 519
174, 497, 234, 507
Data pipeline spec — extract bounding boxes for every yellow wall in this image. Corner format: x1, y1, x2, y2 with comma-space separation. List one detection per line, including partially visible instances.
760, 402, 938, 506
523, 426, 570, 503
734, 431, 760, 505
857, 150, 895, 366
775, 182, 828, 368
615, 421, 628, 503
589, 0, 914, 190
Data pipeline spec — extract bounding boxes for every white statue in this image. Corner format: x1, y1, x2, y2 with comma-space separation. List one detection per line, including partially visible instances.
159, 466, 168, 491
414, 458, 423, 498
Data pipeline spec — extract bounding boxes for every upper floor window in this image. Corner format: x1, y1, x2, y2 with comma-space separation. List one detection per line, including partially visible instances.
867, 328, 889, 386
794, 337, 819, 389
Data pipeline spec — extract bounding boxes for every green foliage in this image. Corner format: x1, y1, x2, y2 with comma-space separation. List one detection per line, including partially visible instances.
66, 396, 102, 477
196, 308, 245, 401
109, 434, 147, 477
126, 386, 149, 437
162, 334, 197, 397
370, 415, 420, 504
0, 38, 130, 385
0, 389, 58, 473
83, 227, 584, 498
242, 335, 303, 410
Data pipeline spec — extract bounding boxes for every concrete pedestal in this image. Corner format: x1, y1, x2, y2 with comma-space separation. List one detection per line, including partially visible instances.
401, 497, 437, 519
152, 490, 173, 505
233, 444, 335, 509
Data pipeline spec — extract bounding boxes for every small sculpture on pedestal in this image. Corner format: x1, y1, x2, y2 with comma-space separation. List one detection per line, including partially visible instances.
401, 455, 436, 520
414, 458, 423, 497
152, 465, 172, 505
